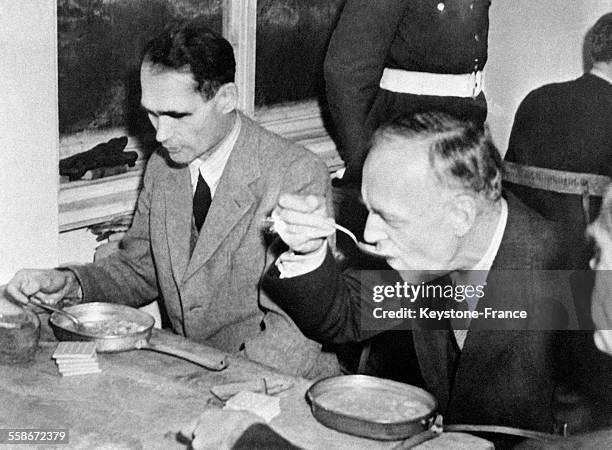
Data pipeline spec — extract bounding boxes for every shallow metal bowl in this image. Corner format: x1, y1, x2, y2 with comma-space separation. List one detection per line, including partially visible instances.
49, 302, 154, 352
307, 375, 437, 441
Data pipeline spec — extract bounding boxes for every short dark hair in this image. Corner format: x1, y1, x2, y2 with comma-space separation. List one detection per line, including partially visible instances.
591, 12, 612, 63
142, 18, 235, 100
375, 112, 503, 202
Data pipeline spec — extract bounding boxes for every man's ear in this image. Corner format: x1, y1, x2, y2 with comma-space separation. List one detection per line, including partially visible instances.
448, 193, 477, 237
214, 83, 238, 114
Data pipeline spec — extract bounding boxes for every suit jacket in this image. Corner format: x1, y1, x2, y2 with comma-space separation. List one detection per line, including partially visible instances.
324, 0, 490, 183
71, 114, 336, 377
264, 193, 612, 432
504, 73, 612, 268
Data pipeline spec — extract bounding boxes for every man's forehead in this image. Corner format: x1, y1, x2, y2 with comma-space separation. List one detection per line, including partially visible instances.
366, 134, 430, 178
363, 134, 441, 207
140, 64, 202, 109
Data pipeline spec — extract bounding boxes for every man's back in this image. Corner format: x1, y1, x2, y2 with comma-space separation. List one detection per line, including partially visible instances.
504, 73, 612, 268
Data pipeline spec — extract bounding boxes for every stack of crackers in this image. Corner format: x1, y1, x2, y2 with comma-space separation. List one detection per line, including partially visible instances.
52, 342, 101, 376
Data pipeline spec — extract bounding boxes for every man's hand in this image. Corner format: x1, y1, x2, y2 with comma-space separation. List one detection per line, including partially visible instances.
272, 194, 335, 255
180, 410, 263, 450
4, 269, 81, 306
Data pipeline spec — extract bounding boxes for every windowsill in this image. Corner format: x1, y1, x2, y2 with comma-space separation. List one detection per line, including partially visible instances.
58, 100, 342, 232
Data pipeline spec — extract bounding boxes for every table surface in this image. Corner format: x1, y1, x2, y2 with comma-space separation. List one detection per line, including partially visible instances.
0, 324, 491, 449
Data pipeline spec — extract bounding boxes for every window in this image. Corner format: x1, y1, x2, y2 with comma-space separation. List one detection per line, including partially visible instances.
255, 0, 343, 107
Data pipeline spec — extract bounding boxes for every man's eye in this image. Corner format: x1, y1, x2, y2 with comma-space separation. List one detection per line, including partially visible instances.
166, 113, 188, 119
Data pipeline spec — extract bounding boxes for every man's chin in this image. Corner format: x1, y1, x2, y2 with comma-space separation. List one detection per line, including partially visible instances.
164, 150, 190, 166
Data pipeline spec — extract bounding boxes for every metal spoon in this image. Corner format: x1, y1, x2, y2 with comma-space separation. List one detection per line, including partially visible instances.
28, 297, 83, 330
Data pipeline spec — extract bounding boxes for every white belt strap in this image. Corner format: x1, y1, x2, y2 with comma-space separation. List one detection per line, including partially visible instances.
379, 68, 483, 98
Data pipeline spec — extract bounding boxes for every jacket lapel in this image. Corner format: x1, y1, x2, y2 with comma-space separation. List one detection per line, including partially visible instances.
413, 330, 452, 413
182, 115, 260, 283
164, 164, 193, 284
448, 194, 528, 408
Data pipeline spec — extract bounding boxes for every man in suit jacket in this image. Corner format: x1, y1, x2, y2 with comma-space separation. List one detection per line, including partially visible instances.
263, 112, 612, 435
5, 20, 336, 378
504, 12, 612, 269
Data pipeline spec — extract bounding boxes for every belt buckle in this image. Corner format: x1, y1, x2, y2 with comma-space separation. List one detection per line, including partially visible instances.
471, 70, 483, 98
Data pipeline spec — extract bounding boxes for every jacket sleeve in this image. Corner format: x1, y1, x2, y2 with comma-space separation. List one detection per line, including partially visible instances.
67, 156, 160, 307
263, 248, 383, 344
324, 0, 407, 177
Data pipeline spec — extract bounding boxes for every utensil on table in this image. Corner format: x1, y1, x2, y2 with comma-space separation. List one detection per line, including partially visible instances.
263, 217, 383, 257
49, 302, 228, 371
29, 297, 83, 330
306, 375, 438, 441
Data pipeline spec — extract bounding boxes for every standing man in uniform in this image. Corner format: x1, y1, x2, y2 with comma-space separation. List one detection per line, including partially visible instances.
4, 19, 336, 378
325, 0, 491, 253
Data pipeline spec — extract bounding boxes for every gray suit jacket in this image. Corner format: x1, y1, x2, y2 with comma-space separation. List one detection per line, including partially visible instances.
71, 114, 335, 377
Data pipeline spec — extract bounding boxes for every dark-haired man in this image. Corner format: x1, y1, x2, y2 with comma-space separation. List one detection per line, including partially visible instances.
264, 112, 611, 435
504, 12, 612, 269
5, 20, 336, 377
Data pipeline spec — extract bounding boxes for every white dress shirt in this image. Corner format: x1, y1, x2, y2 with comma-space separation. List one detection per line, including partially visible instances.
188, 113, 241, 197
450, 198, 508, 348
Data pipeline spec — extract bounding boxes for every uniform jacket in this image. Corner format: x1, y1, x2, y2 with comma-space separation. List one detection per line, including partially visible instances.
264, 193, 612, 432
504, 73, 612, 268
324, 0, 490, 183
71, 114, 335, 377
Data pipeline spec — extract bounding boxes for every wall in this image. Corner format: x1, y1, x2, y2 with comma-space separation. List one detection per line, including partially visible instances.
485, 0, 611, 154
0, 0, 59, 283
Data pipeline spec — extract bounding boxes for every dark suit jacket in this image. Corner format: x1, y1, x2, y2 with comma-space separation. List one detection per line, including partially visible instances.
324, 0, 490, 183
504, 73, 612, 268
70, 114, 336, 377
264, 193, 612, 432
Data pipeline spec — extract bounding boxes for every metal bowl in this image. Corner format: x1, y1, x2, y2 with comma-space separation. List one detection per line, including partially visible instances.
49, 302, 154, 352
307, 375, 437, 441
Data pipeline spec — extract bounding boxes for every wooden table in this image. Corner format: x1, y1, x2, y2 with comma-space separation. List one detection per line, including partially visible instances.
0, 325, 490, 449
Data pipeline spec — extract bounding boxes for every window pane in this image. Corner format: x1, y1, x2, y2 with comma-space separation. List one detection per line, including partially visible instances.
57, 0, 222, 136
255, 0, 344, 107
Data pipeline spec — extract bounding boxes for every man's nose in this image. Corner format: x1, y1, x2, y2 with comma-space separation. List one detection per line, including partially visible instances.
363, 213, 386, 244
155, 116, 174, 143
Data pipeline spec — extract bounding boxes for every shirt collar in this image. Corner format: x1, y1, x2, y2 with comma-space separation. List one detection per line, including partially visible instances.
591, 68, 612, 85
472, 197, 508, 271
189, 113, 241, 197
450, 198, 508, 311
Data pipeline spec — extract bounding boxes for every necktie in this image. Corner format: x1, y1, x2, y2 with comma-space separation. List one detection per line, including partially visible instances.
193, 172, 212, 232
448, 274, 471, 350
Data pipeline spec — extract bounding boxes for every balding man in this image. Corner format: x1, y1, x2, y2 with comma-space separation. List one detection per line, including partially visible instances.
264, 112, 611, 438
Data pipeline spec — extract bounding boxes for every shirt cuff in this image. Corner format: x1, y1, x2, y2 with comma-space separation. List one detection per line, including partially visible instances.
276, 244, 328, 279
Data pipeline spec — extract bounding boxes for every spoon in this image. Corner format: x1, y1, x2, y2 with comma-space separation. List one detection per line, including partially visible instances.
28, 297, 83, 330
263, 216, 383, 257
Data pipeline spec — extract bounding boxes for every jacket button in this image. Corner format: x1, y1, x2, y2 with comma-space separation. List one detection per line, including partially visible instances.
474, 33, 480, 42
437, 3, 445, 12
